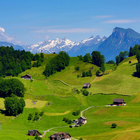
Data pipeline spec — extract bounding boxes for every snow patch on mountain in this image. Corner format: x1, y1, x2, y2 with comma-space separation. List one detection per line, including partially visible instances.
23, 35, 107, 55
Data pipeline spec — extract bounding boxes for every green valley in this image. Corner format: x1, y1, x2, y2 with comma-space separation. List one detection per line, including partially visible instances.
1, 53, 140, 140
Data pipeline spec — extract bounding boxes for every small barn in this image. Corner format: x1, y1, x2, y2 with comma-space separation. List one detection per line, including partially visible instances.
113, 99, 126, 106
50, 132, 71, 140
28, 130, 41, 136
78, 116, 87, 124
83, 83, 91, 88
21, 74, 32, 80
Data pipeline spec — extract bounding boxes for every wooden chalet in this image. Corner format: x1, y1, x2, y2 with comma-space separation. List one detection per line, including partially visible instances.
21, 74, 32, 80
28, 130, 41, 136
113, 99, 126, 106
50, 132, 71, 140
78, 116, 87, 124
83, 83, 91, 88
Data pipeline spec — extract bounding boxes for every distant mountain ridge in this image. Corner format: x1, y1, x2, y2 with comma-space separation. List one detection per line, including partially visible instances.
23, 35, 107, 56
0, 41, 23, 50
1, 27, 140, 61
97, 27, 140, 60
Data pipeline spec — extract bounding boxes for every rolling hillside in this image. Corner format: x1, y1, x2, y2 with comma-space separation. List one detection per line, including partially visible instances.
1, 54, 140, 140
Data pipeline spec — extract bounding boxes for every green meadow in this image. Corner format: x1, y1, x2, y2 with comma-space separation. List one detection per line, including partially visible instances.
1, 55, 140, 140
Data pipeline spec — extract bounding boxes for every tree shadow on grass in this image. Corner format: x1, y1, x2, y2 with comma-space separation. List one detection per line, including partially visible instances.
0, 109, 9, 116
132, 72, 140, 78
130, 63, 137, 66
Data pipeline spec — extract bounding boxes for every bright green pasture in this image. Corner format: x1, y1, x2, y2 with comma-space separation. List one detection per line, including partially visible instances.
0, 98, 4, 109
105, 63, 115, 70
48, 57, 97, 85
0, 93, 137, 140
1, 55, 140, 140
88, 56, 140, 95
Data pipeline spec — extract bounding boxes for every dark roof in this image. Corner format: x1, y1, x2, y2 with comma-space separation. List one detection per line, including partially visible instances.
113, 99, 124, 103
79, 116, 87, 120
21, 74, 32, 78
28, 130, 41, 136
26, 74, 32, 77
50, 132, 71, 139
83, 83, 90, 87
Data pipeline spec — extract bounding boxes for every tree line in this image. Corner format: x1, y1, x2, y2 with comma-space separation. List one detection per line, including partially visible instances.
43, 51, 70, 77
0, 46, 44, 77
115, 44, 140, 65
78, 51, 105, 75
114, 44, 140, 77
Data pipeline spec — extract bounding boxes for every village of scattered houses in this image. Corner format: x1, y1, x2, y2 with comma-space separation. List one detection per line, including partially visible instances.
24, 75, 126, 139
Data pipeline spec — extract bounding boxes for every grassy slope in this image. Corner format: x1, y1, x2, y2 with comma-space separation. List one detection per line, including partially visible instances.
1, 55, 140, 139
89, 56, 139, 95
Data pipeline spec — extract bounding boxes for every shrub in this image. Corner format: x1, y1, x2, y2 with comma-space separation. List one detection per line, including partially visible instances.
75, 66, 80, 71
111, 123, 117, 128
82, 89, 89, 96
39, 111, 44, 117
28, 113, 33, 120
72, 110, 80, 116
35, 112, 38, 115
96, 70, 101, 76
33, 114, 39, 121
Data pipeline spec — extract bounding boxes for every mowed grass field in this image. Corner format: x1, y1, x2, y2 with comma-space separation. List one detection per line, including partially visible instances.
1, 55, 140, 139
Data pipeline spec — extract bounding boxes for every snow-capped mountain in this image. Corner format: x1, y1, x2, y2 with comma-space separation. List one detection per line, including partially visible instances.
23, 37, 79, 54
67, 35, 107, 56
23, 36, 106, 55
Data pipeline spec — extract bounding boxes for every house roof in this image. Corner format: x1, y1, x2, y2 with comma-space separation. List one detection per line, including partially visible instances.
26, 74, 32, 78
21, 74, 32, 78
28, 130, 41, 135
50, 132, 71, 139
113, 99, 124, 103
79, 116, 87, 120
83, 83, 90, 87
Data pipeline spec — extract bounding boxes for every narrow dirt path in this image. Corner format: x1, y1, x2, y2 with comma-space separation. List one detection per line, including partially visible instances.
41, 106, 102, 139
90, 76, 97, 84
53, 79, 72, 86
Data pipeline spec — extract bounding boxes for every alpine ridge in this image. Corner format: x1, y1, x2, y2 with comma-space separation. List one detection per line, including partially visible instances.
23, 36, 106, 56
97, 27, 140, 61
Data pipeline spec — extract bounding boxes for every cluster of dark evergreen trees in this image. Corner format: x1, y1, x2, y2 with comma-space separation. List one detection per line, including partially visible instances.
0, 46, 44, 77
43, 51, 70, 77
0, 46, 33, 76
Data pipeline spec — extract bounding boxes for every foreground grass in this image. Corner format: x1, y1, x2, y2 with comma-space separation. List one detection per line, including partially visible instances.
0, 93, 138, 140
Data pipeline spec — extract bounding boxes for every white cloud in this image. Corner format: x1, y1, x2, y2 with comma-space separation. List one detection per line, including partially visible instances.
104, 19, 137, 23
32, 28, 102, 33
94, 15, 113, 18
0, 27, 20, 44
0, 27, 5, 32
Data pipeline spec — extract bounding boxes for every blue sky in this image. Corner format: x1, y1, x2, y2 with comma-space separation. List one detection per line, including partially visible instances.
0, 0, 140, 45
